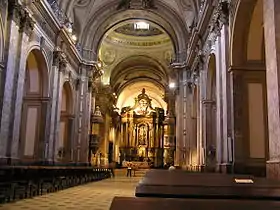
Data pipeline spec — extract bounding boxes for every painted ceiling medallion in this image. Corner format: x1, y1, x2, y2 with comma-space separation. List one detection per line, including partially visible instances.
115, 23, 163, 37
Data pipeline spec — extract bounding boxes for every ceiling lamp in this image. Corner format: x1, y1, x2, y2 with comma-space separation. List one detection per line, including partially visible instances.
134, 21, 150, 30
169, 82, 176, 89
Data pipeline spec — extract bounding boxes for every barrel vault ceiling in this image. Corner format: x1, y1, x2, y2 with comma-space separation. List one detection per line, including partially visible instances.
56, 0, 199, 110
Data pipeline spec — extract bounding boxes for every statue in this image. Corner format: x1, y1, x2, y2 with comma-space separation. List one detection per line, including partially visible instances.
117, 0, 131, 10
138, 125, 147, 145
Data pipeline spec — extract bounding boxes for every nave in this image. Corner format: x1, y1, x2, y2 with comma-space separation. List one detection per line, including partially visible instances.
0, 170, 141, 210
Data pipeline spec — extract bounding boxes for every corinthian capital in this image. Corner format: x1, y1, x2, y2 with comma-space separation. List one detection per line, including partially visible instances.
8, 0, 35, 35
53, 49, 68, 71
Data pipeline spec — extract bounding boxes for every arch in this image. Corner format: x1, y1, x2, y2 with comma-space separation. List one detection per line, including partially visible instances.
230, 0, 269, 176
61, 81, 74, 115
19, 49, 49, 160
246, 0, 264, 61
24, 48, 50, 97
57, 81, 75, 162
230, 0, 258, 66
116, 81, 167, 112
109, 55, 170, 92
80, 1, 189, 62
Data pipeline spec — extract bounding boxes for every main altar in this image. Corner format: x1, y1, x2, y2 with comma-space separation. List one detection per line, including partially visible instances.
119, 88, 165, 167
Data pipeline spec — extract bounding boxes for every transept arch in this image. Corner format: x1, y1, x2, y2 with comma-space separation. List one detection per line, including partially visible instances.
19, 49, 49, 160
80, 1, 189, 62
109, 55, 170, 92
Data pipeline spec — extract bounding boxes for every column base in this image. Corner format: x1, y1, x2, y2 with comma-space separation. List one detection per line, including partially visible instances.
267, 160, 280, 180
0, 157, 22, 165
218, 163, 234, 174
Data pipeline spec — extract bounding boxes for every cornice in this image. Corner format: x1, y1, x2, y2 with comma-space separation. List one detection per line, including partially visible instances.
186, 1, 214, 70
31, 0, 96, 70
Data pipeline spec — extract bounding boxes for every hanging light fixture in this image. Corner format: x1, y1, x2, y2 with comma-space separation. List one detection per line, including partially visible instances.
134, 21, 150, 30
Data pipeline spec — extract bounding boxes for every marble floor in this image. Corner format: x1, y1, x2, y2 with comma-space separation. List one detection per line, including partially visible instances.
0, 170, 143, 210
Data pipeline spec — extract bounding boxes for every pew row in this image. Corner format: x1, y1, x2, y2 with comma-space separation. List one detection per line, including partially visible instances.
110, 197, 280, 210
0, 165, 111, 204
135, 170, 280, 200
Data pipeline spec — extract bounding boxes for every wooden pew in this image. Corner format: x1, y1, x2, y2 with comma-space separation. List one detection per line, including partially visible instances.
135, 170, 280, 200
0, 164, 111, 204
110, 197, 280, 210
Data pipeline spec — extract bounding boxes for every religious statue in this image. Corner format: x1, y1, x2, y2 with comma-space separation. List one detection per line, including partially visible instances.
138, 125, 147, 145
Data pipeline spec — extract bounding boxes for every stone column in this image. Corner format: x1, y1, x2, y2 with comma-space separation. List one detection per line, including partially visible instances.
49, 50, 67, 162
199, 66, 207, 169
211, 1, 231, 172
263, 0, 280, 179
0, 1, 33, 163
10, 10, 35, 161
79, 65, 93, 162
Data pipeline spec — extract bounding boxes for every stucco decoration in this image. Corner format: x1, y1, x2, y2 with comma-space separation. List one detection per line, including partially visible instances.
100, 48, 116, 65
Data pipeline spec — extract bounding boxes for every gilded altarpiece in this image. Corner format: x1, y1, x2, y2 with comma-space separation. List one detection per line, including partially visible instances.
119, 89, 165, 167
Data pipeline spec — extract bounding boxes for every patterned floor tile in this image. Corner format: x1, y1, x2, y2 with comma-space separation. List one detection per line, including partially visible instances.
0, 175, 142, 210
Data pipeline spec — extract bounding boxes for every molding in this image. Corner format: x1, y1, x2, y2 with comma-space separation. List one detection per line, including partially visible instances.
228, 65, 266, 72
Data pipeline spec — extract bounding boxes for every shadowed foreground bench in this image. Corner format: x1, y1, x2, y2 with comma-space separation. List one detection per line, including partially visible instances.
135, 170, 280, 200
110, 197, 280, 210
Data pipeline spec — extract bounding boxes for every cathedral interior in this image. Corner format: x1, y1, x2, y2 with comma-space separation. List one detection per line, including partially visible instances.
1, 0, 280, 208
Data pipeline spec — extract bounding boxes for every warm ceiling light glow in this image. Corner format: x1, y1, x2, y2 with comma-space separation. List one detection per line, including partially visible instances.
134, 21, 150, 30
169, 82, 176, 89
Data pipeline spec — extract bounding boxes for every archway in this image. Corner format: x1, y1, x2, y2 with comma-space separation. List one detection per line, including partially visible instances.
58, 82, 74, 162
205, 54, 217, 172
231, 0, 268, 176
19, 50, 48, 161
80, 2, 190, 62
